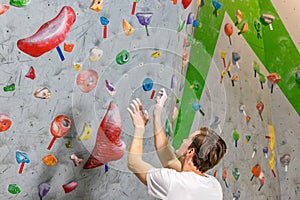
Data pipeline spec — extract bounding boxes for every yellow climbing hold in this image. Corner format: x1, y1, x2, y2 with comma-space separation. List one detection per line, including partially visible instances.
78, 123, 92, 141
151, 51, 161, 58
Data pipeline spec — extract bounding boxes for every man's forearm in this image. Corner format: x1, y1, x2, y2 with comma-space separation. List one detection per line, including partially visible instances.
153, 105, 181, 170
128, 127, 153, 177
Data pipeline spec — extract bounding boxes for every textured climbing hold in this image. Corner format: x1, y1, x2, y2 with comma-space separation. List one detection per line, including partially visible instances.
250, 164, 261, 181
38, 183, 51, 199
10, 0, 30, 7
76, 70, 99, 93
261, 14, 275, 30
0, 4, 10, 15
0, 114, 12, 132
47, 115, 72, 150
34, 87, 51, 99
122, 19, 134, 36
263, 147, 268, 158
253, 61, 260, 77
25, 66, 36, 80
232, 52, 241, 69
238, 23, 248, 35
178, 20, 185, 32
3, 83, 15, 92
267, 73, 280, 93
89, 47, 103, 62
280, 154, 291, 172
8, 184, 21, 194
65, 141, 72, 148
83, 102, 125, 169
192, 20, 199, 27
142, 78, 153, 91
151, 51, 161, 58
235, 10, 242, 25
244, 135, 251, 144
105, 80, 116, 96
164, 118, 172, 136
259, 73, 266, 89
42, 154, 58, 166
224, 23, 233, 45
100, 16, 109, 38
232, 168, 240, 181
212, 0, 222, 17
17, 6, 76, 57
73, 63, 81, 71
70, 154, 83, 167
116, 50, 130, 65
89, 0, 103, 12
231, 75, 238, 86
78, 123, 92, 141
136, 12, 153, 36
62, 181, 78, 193
222, 168, 228, 188
256, 101, 264, 121
182, 0, 192, 9
63, 43, 74, 52
232, 130, 239, 147
186, 12, 194, 25
16, 151, 30, 174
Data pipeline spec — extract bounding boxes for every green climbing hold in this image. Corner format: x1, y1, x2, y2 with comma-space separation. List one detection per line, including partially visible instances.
259, 74, 266, 83
178, 20, 185, 32
193, 82, 201, 91
164, 119, 172, 136
232, 168, 240, 181
253, 61, 260, 77
8, 184, 21, 194
10, 0, 30, 7
176, 97, 180, 104
3, 83, 15, 92
116, 50, 130, 65
245, 135, 251, 142
232, 130, 240, 147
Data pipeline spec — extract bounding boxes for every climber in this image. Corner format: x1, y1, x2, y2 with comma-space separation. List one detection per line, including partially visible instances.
127, 88, 227, 200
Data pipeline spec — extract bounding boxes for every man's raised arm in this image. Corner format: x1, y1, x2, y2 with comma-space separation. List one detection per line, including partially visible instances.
153, 89, 181, 171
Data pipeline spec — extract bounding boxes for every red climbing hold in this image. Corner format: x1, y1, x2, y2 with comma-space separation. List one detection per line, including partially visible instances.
83, 102, 126, 169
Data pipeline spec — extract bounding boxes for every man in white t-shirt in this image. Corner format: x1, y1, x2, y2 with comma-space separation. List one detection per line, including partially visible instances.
127, 88, 227, 200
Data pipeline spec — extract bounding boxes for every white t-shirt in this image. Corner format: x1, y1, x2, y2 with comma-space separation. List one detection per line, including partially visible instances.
146, 168, 223, 200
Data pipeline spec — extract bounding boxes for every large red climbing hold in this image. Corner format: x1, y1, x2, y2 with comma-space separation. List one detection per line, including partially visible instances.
83, 102, 126, 169
17, 6, 76, 57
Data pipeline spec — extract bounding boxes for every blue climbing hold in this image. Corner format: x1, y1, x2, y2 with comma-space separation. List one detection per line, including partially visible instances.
142, 78, 153, 91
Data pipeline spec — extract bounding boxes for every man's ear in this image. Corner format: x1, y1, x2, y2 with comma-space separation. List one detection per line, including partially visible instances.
187, 148, 195, 156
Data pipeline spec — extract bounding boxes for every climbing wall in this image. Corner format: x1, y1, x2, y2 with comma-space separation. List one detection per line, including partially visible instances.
0, 0, 299, 200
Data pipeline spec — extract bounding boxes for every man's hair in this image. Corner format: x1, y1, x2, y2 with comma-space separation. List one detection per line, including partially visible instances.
188, 127, 227, 172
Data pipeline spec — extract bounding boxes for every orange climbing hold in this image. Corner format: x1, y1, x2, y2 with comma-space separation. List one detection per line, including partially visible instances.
42, 154, 58, 166
63, 43, 74, 52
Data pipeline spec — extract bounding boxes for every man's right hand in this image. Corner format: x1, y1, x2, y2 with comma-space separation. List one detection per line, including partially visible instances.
155, 88, 167, 107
